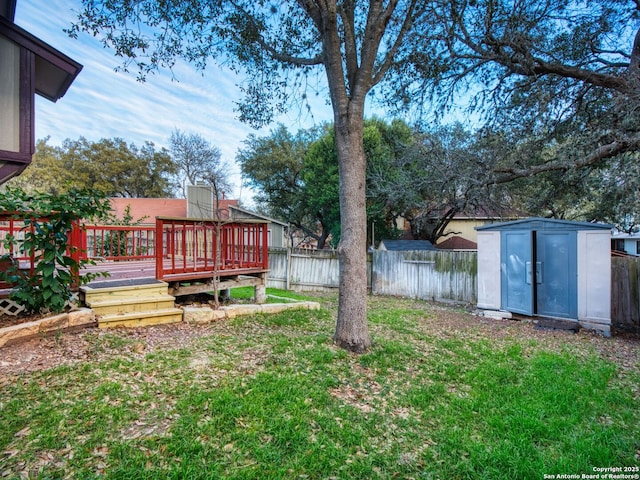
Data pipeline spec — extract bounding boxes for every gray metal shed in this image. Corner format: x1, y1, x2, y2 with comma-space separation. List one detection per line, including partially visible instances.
476, 218, 612, 334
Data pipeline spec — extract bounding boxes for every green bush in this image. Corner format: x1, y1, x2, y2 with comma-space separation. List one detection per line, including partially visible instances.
0, 187, 111, 313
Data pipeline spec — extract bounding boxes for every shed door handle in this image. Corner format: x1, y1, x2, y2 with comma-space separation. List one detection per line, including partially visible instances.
536, 262, 543, 284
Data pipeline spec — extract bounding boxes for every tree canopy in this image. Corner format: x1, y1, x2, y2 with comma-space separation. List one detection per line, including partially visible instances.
7, 137, 176, 198
239, 119, 416, 249
387, 1, 640, 181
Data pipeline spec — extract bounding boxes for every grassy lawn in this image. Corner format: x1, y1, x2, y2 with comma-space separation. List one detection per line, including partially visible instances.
0, 294, 638, 479
229, 287, 316, 303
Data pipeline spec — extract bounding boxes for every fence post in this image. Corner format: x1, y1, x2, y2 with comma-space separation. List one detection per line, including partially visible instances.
286, 246, 292, 290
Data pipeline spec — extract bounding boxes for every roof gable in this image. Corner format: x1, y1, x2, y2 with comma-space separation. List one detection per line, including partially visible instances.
436, 236, 477, 250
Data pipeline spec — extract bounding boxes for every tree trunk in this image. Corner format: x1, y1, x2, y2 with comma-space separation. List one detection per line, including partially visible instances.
333, 116, 372, 353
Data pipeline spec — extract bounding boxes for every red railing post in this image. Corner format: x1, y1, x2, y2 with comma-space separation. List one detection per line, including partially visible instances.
68, 220, 83, 287
262, 222, 269, 269
156, 217, 164, 281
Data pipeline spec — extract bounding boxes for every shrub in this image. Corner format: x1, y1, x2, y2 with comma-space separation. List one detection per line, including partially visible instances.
0, 187, 111, 313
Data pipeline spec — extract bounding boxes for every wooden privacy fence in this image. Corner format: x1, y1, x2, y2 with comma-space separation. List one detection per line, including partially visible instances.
611, 256, 640, 332
268, 247, 477, 304
270, 247, 639, 332
371, 250, 477, 304
268, 248, 351, 291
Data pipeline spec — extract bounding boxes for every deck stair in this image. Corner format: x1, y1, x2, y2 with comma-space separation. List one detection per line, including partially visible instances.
80, 279, 183, 328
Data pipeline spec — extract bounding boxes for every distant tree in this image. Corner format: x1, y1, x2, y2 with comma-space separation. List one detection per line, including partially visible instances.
239, 120, 412, 249
588, 154, 640, 233
237, 125, 318, 245
7, 137, 176, 198
302, 125, 341, 248
368, 123, 514, 244
169, 130, 232, 199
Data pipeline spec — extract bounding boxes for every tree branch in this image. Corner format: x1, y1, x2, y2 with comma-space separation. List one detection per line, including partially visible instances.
492, 135, 640, 184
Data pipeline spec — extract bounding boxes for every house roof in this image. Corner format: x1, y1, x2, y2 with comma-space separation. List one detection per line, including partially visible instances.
426, 205, 525, 220
436, 236, 477, 250
2, 15, 83, 102
379, 239, 436, 251
109, 198, 187, 222
229, 205, 288, 226
611, 232, 640, 240
476, 217, 612, 232
109, 198, 262, 224
0, 0, 16, 20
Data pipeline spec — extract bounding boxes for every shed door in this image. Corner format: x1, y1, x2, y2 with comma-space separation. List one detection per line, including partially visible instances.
536, 231, 577, 319
501, 231, 534, 315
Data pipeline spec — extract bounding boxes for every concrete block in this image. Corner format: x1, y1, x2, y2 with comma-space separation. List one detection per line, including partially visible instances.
68, 308, 96, 328
222, 304, 263, 318
183, 306, 215, 324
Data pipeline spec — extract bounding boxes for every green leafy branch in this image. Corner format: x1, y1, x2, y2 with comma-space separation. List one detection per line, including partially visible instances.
0, 187, 111, 314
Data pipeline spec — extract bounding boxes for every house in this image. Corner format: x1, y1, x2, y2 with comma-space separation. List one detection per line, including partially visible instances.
0, 0, 82, 183
611, 231, 640, 256
395, 206, 523, 247
227, 205, 288, 248
108, 193, 288, 248
431, 207, 523, 247
378, 239, 436, 251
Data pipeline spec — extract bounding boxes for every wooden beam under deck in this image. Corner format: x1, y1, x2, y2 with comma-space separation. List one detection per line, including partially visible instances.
167, 272, 267, 297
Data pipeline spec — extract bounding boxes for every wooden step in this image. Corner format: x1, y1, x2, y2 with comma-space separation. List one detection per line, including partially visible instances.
98, 308, 184, 329
80, 280, 169, 304
88, 295, 177, 316
81, 279, 183, 329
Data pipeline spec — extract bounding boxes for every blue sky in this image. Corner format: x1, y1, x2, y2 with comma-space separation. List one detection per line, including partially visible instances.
14, 0, 333, 203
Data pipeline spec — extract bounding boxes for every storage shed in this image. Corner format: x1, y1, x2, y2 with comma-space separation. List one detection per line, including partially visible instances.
476, 218, 612, 334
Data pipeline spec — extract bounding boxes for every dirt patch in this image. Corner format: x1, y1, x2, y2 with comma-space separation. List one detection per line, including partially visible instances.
0, 322, 219, 384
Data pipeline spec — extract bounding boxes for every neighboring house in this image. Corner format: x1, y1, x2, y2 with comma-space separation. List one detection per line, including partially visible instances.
378, 239, 436, 251
431, 207, 523, 246
109, 197, 241, 221
108, 194, 288, 248
612, 232, 640, 256
395, 206, 523, 247
228, 205, 288, 248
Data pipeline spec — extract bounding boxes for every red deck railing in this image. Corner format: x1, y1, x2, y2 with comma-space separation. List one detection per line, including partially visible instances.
80, 224, 157, 261
0, 213, 269, 288
0, 214, 83, 288
155, 217, 269, 282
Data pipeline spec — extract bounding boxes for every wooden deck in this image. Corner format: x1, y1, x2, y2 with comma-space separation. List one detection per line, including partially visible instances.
83, 259, 268, 297
1, 216, 270, 299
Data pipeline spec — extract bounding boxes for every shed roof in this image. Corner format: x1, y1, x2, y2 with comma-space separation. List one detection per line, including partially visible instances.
475, 217, 612, 232
379, 239, 436, 251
